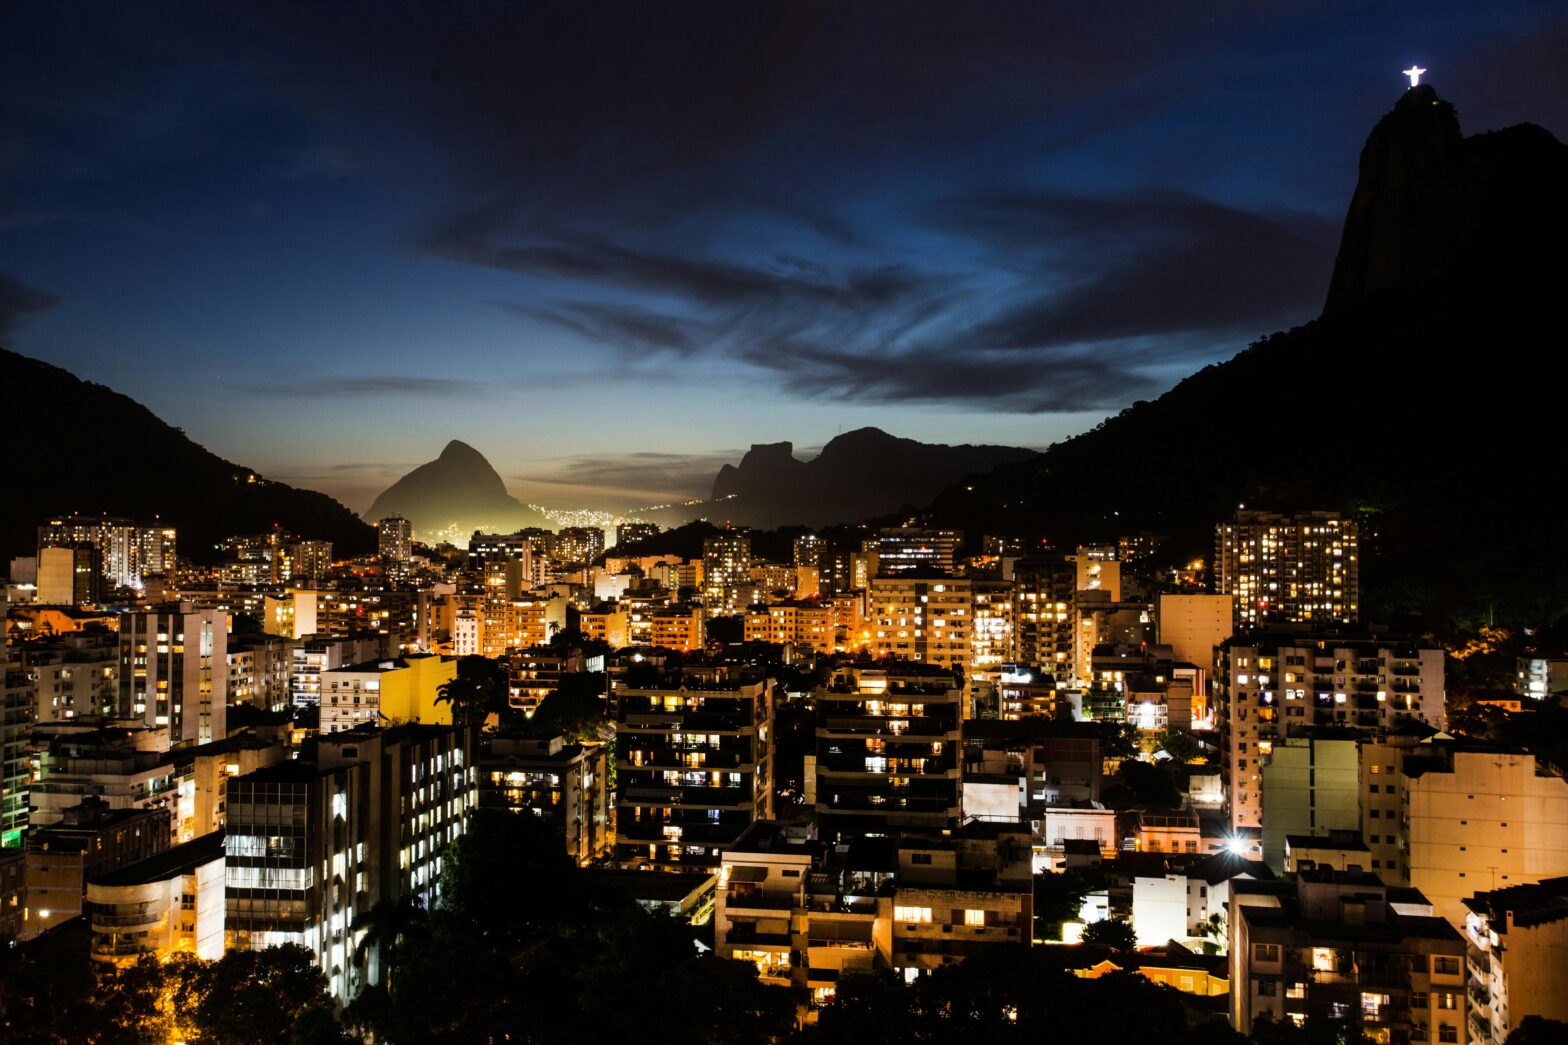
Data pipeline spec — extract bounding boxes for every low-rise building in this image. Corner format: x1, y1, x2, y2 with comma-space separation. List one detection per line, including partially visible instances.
319, 653, 457, 733
88, 829, 226, 964
24, 799, 170, 936
1231, 869, 1467, 1044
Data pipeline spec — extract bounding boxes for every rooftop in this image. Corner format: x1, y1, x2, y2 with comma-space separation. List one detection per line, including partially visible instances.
92, 831, 225, 887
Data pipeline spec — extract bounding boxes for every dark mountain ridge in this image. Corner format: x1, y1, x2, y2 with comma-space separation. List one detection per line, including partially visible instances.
364, 440, 550, 544
702, 427, 1036, 529
0, 348, 375, 563
927, 86, 1568, 624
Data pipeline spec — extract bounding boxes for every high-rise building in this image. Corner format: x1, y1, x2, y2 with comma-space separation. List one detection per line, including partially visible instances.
743, 600, 835, 654
555, 526, 605, 564
867, 575, 973, 673
614, 522, 660, 549
1215, 510, 1359, 628
792, 533, 826, 569
876, 527, 961, 575
38, 515, 174, 592
614, 672, 774, 872
2, 646, 32, 847
1012, 557, 1076, 675
702, 532, 752, 616
970, 579, 1014, 679
1216, 634, 1443, 830
813, 664, 963, 844
225, 723, 475, 1000
377, 516, 413, 561
119, 601, 228, 745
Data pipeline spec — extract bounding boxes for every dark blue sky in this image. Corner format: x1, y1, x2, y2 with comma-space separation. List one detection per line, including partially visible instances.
4, 2, 1565, 512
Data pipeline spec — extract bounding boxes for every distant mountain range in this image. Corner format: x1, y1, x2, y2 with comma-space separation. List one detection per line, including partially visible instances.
925, 85, 1568, 624
364, 440, 551, 545
0, 349, 375, 564
669, 427, 1036, 529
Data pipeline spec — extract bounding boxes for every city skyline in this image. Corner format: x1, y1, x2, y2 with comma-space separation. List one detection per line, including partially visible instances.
5, 3, 1566, 512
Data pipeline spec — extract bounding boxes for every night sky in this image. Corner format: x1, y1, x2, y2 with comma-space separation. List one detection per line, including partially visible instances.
4, 3, 1565, 513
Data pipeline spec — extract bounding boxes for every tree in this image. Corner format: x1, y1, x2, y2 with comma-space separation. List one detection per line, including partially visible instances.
1200, 911, 1227, 955
1158, 728, 1202, 763
185, 945, 343, 1045
1032, 869, 1093, 941
1118, 758, 1183, 808
435, 655, 508, 727
1506, 1017, 1568, 1045
530, 672, 609, 742
1098, 721, 1138, 760
1080, 918, 1139, 951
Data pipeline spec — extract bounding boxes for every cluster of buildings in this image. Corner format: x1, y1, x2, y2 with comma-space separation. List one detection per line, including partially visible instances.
5, 503, 1568, 1040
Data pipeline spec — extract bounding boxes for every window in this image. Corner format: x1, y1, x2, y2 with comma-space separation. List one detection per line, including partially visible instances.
911, 853, 932, 865
1411, 992, 1428, 1009
1433, 957, 1461, 977
1312, 948, 1336, 972
1362, 993, 1389, 1018
965, 909, 985, 927
895, 906, 932, 924
1439, 1026, 1457, 1043
1286, 982, 1306, 1000
1254, 943, 1281, 962
1256, 977, 1276, 997
1437, 991, 1458, 1010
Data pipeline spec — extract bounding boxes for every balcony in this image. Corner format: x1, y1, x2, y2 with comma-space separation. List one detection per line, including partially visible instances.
724, 889, 797, 912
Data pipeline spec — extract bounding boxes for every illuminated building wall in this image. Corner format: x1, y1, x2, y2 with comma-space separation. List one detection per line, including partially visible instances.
702, 532, 752, 616
319, 652, 457, 734
225, 723, 475, 1001
88, 830, 226, 965
868, 575, 972, 673
118, 601, 227, 745
1012, 558, 1076, 675
1215, 511, 1359, 628
377, 516, 413, 562
1216, 635, 1443, 831
2, 647, 32, 847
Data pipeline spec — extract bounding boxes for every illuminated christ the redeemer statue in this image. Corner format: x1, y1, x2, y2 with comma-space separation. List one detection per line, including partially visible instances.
1403, 65, 1427, 87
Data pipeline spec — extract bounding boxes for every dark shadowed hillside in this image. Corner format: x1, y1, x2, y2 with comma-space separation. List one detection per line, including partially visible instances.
696, 427, 1035, 529
0, 348, 375, 563
928, 86, 1568, 624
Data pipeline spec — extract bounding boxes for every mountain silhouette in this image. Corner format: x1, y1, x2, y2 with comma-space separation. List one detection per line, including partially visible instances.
928, 85, 1568, 623
699, 427, 1035, 529
0, 348, 375, 563
364, 440, 549, 545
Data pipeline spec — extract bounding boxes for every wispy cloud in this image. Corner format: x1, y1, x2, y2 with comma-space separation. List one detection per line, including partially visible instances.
0, 272, 60, 338
240, 376, 493, 399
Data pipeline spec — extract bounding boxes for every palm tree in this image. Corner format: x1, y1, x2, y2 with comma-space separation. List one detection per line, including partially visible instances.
436, 665, 505, 728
